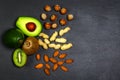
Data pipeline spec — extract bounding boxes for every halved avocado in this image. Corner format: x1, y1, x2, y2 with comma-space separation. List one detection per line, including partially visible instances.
16, 16, 42, 36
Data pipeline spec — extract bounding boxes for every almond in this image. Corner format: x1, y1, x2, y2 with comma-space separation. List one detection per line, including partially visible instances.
45, 63, 51, 69
36, 53, 41, 61
65, 59, 74, 64
52, 63, 59, 71
58, 53, 67, 59
60, 65, 68, 72
49, 57, 58, 63
53, 50, 59, 57
44, 68, 50, 76
57, 60, 64, 66
43, 54, 49, 63
34, 63, 44, 69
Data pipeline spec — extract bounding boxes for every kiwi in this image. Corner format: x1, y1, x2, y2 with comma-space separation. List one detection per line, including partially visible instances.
13, 48, 27, 67
22, 37, 39, 55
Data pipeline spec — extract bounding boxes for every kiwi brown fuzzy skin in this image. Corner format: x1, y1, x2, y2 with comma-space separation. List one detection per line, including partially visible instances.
22, 37, 39, 56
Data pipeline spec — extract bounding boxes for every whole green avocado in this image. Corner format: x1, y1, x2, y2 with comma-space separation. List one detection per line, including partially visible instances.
2, 28, 25, 48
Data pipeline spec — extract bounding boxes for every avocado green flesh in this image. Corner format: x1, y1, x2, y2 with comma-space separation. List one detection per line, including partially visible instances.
16, 16, 42, 36
2, 28, 25, 48
13, 48, 27, 67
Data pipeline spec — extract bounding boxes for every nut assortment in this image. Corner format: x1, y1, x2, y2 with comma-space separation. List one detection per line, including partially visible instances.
40, 5, 74, 29
38, 27, 73, 50
35, 4, 74, 76
34, 50, 74, 76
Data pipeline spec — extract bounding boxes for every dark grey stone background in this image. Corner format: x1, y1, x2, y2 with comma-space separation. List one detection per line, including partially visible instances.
0, 0, 120, 80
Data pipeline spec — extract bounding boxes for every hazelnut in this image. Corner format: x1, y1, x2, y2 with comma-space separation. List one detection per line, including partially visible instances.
41, 13, 47, 20
60, 8, 67, 15
50, 14, 57, 21
51, 23, 58, 29
44, 5, 51, 12
54, 4, 61, 11
44, 22, 51, 29
59, 19, 67, 26
67, 14, 74, 21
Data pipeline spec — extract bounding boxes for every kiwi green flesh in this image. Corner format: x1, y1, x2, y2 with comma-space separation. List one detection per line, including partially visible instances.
13, 48, 27, 67
22, 37, 39, 55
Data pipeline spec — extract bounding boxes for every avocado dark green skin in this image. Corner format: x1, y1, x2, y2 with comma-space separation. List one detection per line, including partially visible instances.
2, 28, 25, 48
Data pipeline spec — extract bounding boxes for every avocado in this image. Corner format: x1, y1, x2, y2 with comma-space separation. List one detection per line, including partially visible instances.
16, 16, 42, 36
2, 28, 25, 48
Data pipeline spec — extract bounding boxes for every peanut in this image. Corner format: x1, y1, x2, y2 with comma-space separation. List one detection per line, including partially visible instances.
38, 39, 48, 50
59, 27, 71, 36
50, 31, 58, 41
44, 38, 50, 44
55, 38, 67, 43
54, 44, 61, 50
60, 43, 73, 50
48, 43, 56, 48
39, 33, 49, 39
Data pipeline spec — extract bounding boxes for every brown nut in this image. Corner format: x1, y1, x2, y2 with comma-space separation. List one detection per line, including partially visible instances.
54, 4, 61, 11
60, 65, 69, 72
45, 63, 51, 69
50, 14, 57, 21
53, 50, 59, 57
65, 59, 74, 64
52, 63, 59, 71
43, 54, 49, 63
59, 19, 67, 26
51, 23, 58, 29
60, 8, 67, 15
44, 68, 50, 76
44, 22, 51, 29
67, 14, 74, 21
41, 13, 47, 20
57, 60, 64, 66
49, 57, 58, 63
44, 5, 51, 12
34, 63, 44, 69
58, 53, 67, 59
36, 53, 41, 61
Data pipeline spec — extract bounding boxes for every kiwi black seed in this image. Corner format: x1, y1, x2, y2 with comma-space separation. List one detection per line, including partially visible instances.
22, 37, 39, 55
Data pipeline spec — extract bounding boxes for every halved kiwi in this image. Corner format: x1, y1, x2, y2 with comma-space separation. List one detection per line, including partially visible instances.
22, 37, 39, 55
13, 48, 27, 67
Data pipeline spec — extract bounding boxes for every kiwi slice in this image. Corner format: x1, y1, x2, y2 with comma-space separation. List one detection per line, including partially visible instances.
13, 48, 27, 67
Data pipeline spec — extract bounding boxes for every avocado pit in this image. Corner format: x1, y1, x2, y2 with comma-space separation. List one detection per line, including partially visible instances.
26, 22, 36, 32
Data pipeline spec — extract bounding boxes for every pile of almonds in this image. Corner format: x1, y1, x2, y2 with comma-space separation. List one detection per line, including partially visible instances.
34, 50, 74, 76
40, 4, 74, 29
